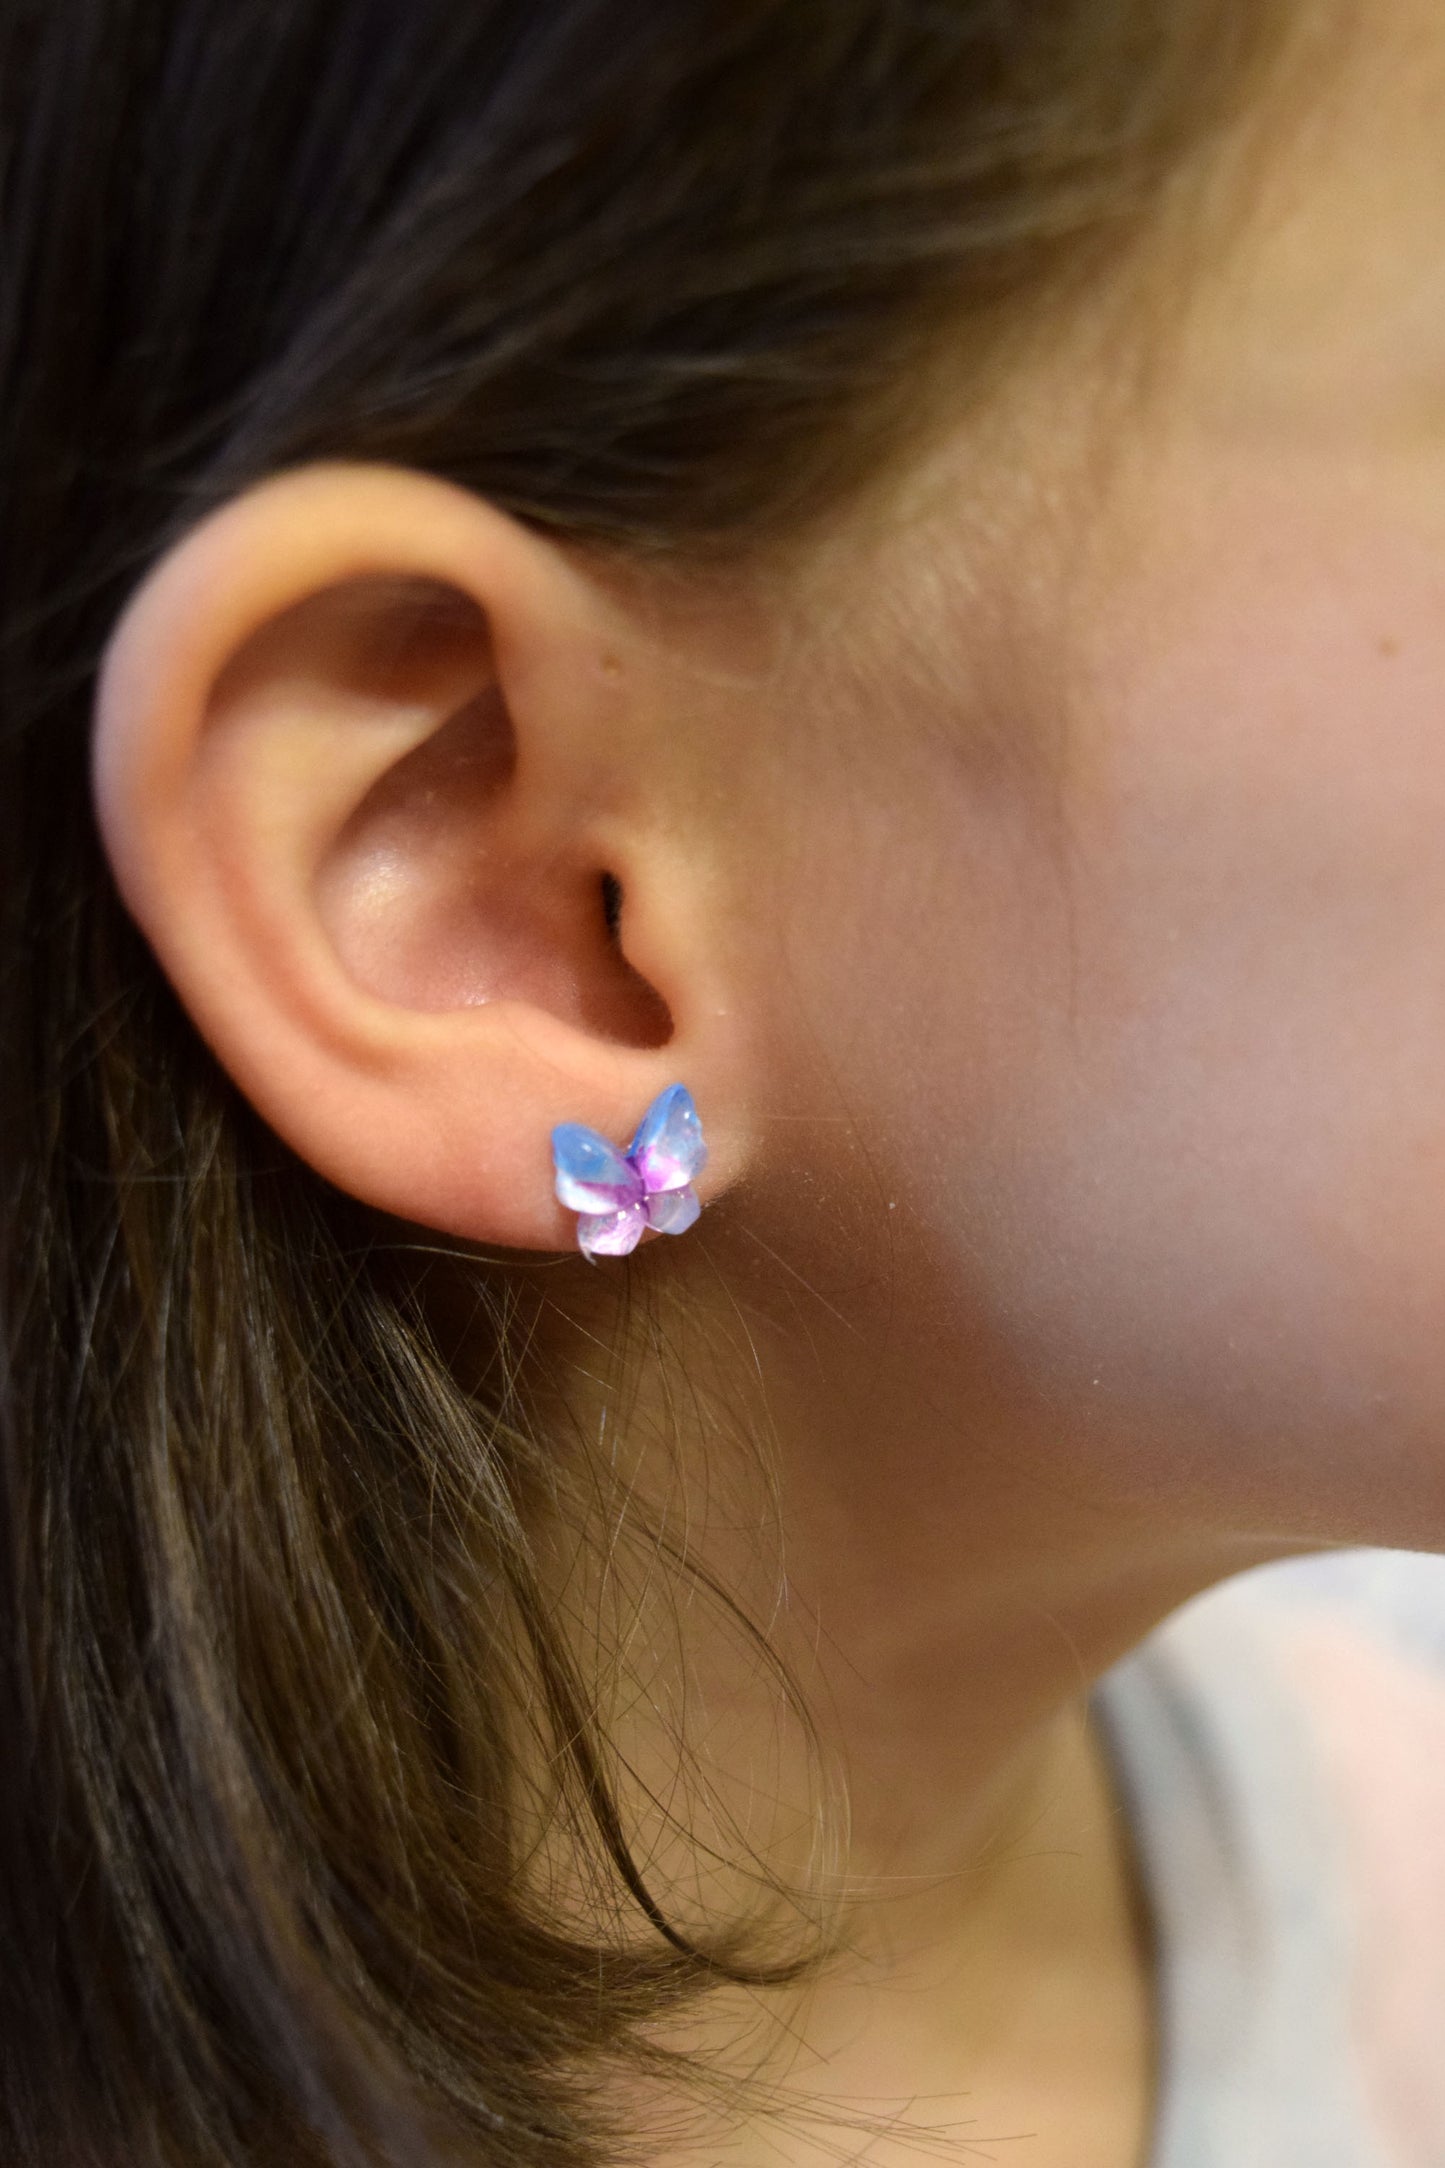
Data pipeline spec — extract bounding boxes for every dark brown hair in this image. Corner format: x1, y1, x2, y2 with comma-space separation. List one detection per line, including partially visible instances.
0, 4, 1271, 2163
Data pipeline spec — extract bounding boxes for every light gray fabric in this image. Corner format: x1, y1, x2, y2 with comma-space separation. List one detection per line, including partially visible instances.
1092, 1551, 1445, 2168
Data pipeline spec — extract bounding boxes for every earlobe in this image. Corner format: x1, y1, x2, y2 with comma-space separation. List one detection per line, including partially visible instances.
91, 462, 742, 1249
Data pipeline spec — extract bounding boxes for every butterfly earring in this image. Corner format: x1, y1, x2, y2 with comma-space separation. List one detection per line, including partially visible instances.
552, 1083, 708, 1261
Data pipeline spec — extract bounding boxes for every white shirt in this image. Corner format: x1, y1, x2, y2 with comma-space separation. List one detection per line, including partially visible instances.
1094, 1550, 1445, 2168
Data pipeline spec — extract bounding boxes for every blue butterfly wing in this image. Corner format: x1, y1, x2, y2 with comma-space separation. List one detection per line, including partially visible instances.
552, 1122, 643, 1215
644, 1185, 700, 1237
628, 1084, 707, 1194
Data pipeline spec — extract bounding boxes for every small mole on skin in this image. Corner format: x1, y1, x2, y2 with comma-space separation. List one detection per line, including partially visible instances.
599, 652, 623, 679
1377, 633, 1401, 658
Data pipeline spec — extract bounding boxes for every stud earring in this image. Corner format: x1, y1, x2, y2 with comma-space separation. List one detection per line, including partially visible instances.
552, 1083, 707, 1261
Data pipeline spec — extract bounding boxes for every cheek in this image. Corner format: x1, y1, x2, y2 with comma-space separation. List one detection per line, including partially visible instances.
965, 507, 1445, 1536
772, 491, 1445, 1546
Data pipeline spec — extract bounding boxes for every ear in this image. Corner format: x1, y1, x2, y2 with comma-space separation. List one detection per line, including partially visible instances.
92, 461, 746, 1249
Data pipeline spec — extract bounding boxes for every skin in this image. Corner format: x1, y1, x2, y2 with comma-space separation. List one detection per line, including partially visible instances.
90, 2, 1445, 2161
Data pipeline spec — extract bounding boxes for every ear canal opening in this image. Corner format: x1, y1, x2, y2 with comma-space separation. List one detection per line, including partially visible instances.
596, 869, 673, 1048
601, 870, 624, 943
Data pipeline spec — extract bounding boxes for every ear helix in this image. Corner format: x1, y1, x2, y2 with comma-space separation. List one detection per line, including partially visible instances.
551, 1083, 706, 1261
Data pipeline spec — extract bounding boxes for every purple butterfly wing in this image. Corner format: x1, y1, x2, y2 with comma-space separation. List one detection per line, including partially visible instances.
627, 1084, 707, 1195
576, 1204, 650, 1260
552, 1122, 643, 1215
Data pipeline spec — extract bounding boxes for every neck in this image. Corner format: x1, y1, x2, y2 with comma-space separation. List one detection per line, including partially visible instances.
520, 1226, 1301, 2164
